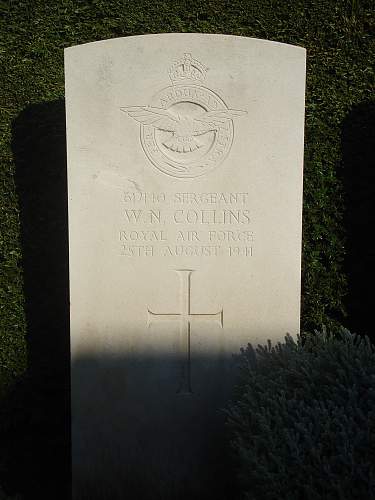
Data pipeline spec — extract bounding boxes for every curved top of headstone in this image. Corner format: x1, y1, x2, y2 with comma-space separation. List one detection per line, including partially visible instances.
65, 32, 306, 52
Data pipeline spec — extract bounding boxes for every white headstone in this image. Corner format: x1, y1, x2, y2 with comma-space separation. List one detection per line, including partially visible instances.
65, 34, 305, 499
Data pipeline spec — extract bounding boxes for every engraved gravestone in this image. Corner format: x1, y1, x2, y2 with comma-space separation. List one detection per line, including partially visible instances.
65, 34, 306, 500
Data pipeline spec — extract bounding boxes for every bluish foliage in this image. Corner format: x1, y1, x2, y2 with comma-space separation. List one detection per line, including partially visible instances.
227, 329, 375, 499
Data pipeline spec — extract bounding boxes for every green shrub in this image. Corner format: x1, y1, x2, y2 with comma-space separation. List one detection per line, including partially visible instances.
226, 329, 375, 499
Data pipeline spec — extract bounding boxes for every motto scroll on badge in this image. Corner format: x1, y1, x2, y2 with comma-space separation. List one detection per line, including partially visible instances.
121, 53, 247, 179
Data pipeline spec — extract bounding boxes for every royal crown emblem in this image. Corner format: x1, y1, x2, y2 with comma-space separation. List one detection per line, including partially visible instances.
121, 54, 246, 178
168, 53, 207, 85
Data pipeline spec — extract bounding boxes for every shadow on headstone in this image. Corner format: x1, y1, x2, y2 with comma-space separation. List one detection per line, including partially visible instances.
0, 100, 71, 499
3, 100, 237, 500
340, 101, 375, 340
71, 352, 236, 500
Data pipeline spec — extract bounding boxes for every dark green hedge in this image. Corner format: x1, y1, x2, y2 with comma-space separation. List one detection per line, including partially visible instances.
226, 329, 375, 499
1, 0, 374, 392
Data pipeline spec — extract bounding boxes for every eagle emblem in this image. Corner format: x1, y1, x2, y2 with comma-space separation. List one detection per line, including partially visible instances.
122, 106, 246, 153
121, 53, 247, 178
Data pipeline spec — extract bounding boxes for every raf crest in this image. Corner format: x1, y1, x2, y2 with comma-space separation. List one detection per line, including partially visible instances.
121, 54, 247, 179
